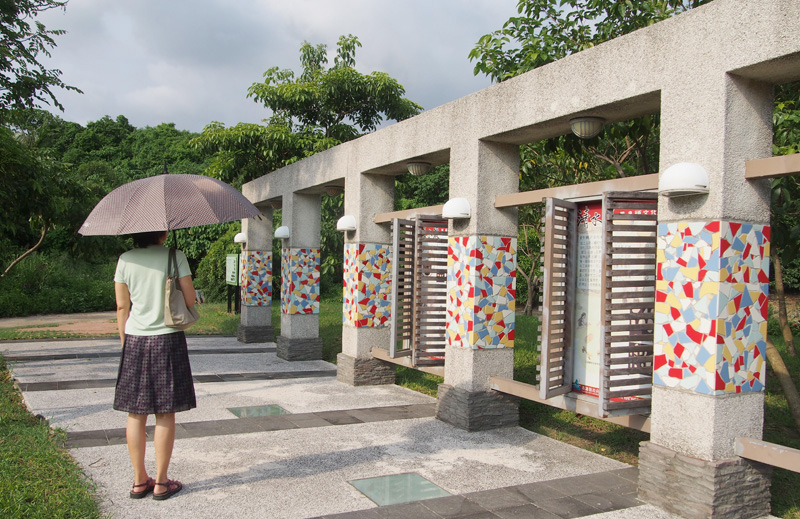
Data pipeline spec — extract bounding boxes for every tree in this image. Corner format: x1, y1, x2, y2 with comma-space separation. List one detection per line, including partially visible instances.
468, 0, 710, 312
192, 35, 422, 187
0, 0, 81, 125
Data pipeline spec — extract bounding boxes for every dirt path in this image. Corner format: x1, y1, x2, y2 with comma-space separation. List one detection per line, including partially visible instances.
0, 311, 118, 335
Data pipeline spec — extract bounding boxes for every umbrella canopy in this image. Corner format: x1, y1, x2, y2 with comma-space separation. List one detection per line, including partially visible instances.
78, 174, 261, 236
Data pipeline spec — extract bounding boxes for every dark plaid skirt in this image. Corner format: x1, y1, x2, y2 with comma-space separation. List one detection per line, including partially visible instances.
113, 332, 197, 415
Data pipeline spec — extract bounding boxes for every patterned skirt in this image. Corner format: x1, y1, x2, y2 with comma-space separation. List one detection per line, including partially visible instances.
113, 332, 197, 415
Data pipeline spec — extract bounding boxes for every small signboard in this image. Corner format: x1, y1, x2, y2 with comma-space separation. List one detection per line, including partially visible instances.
226, 254, 240, 286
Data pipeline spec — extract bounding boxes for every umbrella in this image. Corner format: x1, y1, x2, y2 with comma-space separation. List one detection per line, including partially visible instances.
78, 174, 261, 236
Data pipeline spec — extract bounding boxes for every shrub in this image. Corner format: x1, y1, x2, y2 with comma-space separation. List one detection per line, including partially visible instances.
0, 252, 116, 317
194, 225, 241, 303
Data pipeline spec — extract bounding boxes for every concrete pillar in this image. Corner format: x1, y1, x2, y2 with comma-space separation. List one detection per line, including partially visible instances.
276, 193, 323, 360
437, 140, 521, 431
237, 207, 274, 343
338, 173, 396, 385
638, 75, 773, 518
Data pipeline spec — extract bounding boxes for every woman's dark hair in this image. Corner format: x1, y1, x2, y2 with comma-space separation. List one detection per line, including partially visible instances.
131, 231, 166, 248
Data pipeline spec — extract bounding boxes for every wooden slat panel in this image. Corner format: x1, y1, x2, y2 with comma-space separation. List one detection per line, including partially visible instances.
390, 218, 416, 357
412, 217, 448, 368
599, 192, 657, 418
540, 198, 577, 399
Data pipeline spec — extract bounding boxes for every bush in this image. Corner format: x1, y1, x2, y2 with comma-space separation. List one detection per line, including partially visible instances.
0, 252, 116, 317
194, 225, 241, 303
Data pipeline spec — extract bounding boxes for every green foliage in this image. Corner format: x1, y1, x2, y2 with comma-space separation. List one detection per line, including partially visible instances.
0, 0, 82, 124
394, 165, 450, 210
193, 223, 241, 303
192, 35, 422, 187
0, 251, 115, 317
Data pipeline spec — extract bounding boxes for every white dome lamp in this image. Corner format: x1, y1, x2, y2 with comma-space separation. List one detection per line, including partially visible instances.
659, 162, 710, 197
274, 226, 290, 239
233, 232, 247, 244
336, 215, 357, 232
442, 198, 471, 219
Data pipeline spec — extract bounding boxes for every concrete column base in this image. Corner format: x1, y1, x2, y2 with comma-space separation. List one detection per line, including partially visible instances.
276, 336, 323, 361
435, 384, 519, 431
336, 353, 396, 386
638, 441, 772, 519
236, 325, 274, 344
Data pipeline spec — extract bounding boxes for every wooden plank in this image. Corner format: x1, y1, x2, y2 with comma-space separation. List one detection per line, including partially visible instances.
606, 400, 652, 411
495, 174, 659, 208
375, 205, 445, 224
489, 377, 650, 432
745, 154, 800, 180
606, 387, 653, 398
735, 437, 800, 473
371, 347, 444, 377
607, 375, 652, 387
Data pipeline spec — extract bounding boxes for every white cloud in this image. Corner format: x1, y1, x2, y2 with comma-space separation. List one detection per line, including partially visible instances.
36, 0, 515, 132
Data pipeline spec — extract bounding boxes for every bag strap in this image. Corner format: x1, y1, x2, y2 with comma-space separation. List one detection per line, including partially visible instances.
168, 248, 179, 279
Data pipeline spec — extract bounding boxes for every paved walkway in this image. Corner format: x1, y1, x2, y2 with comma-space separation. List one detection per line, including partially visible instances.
1, 335, 682, 519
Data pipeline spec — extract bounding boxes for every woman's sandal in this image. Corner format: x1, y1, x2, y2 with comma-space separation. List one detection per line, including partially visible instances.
129, 477, 155, 499
153, 479, 183, 501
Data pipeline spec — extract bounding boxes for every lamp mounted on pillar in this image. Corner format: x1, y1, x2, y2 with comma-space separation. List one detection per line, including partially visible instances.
233, 232, 247, 248
658, 162, 710, 197
407, 161, 432, 176
325, 186, 343, 196
336, 215, 357, 231
274, 226, 290, 239
569, 116, 605, 139
442, 197, 471, 219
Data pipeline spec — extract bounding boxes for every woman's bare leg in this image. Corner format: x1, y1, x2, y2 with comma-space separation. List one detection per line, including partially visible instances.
153, 412, 176, 491
126, 413, 149, 484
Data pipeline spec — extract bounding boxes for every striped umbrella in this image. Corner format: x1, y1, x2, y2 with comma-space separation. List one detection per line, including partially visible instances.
78, 174, 261, 236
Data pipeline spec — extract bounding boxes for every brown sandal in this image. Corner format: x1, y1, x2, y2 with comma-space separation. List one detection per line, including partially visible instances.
153, 479, 183, 501
129, 477, 155, 499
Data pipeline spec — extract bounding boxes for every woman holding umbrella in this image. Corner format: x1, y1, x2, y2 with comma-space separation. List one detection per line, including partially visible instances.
114, 229, 195, 501
79, 172, 263, 501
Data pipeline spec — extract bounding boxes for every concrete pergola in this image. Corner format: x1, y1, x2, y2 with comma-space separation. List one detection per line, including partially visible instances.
236, 1, 800, 517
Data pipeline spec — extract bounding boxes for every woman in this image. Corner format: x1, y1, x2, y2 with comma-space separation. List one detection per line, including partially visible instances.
113, 230, 197, 501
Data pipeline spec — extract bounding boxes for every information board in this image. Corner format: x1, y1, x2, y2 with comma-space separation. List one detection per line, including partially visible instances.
226, 254, 240, 286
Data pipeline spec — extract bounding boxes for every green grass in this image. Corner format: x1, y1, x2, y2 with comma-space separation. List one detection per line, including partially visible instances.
0, 355, 103, 518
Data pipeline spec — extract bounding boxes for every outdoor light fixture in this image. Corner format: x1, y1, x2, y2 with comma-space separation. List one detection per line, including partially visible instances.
442, 198, 471, 219
274, 226, 290, 239
336, 215, 357, 232
658, 162, 710, 197
325, 186, 343, 196
569, 117, 605, 139
233, 232, 247, 244
407, 161, 432, 176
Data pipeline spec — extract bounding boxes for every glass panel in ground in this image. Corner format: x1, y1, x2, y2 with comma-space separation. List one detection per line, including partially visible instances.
349, 472, 451, 506
227, 404, 290, 418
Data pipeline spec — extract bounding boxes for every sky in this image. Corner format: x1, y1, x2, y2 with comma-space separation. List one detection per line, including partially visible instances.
36, 0, 517, 134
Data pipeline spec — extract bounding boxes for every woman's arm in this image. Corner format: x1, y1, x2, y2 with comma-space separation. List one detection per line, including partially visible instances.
178, 275, 197, 308
115, 282, 131, 348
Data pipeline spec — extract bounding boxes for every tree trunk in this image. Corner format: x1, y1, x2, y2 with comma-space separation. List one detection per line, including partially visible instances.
772, 253, 797, 356
766, 339, 800, 435
1, 223, 48, 278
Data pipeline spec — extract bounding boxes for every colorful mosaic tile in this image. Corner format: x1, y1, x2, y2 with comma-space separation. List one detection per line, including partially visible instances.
446, 236, 516, 349
342, 243, 392, 327
654, 221, 769, 394
280, 248, 320, 315
240, 250, 272, 306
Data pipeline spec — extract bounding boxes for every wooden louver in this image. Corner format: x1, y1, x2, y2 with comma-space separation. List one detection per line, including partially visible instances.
598, 191, 658, 417
389, 217, 447, 367
389, 218, 415, 358
538, 198, 578, 399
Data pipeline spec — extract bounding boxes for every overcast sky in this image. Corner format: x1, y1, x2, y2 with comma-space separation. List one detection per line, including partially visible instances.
36, 0, 517, 133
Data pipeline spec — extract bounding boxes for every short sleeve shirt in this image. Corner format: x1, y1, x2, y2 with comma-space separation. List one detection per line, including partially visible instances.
114, 245, 192, 336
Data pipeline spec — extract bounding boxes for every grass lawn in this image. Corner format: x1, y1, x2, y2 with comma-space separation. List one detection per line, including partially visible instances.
1, 298, 798, 518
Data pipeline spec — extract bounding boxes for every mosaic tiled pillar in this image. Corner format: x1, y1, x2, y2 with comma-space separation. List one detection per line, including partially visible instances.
338, 243, 396, 386
438, 235, 519, 431
237, 210, 274, 344
276, 247, 322, 360
654, 221, 770, 395
240, 251, 272, 307
638, 220, 773, 518
446, 236, 517, 350
342, 243, 392, 327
